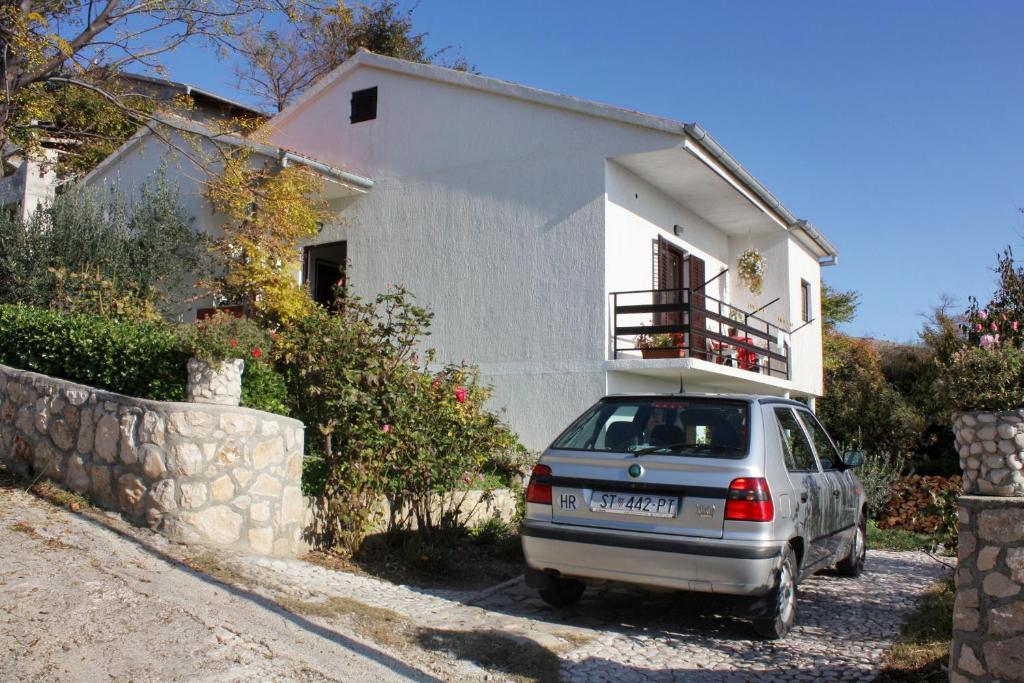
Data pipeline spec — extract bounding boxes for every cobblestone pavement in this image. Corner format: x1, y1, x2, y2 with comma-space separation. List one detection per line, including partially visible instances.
227, 549, 952, 682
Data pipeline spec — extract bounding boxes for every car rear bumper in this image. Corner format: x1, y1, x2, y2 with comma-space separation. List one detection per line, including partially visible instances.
521, 520, 785, 596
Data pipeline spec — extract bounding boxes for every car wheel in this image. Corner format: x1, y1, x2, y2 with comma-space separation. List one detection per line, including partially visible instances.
836, 516, 866, 577
538, 577, 585, 607
752, 546, 798, 640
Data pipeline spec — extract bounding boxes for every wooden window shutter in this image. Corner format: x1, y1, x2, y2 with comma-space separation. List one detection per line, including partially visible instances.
350, 87, 378, 123
689, 254, 707, 359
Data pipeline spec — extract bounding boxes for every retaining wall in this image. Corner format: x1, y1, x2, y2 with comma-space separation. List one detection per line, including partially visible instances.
0, 364, 306, 556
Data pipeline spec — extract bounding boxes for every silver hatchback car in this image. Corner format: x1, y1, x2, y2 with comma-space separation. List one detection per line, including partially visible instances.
521, 394, 866, 639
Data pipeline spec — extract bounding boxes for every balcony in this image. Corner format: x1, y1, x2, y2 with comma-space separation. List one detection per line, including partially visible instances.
609, 288, 793, 393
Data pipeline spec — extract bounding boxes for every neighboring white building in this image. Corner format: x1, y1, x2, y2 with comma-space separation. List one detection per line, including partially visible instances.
87, 51, 840, 450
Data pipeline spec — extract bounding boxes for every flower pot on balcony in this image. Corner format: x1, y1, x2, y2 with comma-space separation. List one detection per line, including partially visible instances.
640, 348, 687, 360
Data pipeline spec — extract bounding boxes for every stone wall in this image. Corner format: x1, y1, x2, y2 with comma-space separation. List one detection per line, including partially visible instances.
0, 363, 306, 556
953, 410, 1024, 496
951, 495, 1024, 682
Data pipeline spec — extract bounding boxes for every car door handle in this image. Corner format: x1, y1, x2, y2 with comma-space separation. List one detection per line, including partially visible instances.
800, 492, 808, 503
832, 490, 841, 497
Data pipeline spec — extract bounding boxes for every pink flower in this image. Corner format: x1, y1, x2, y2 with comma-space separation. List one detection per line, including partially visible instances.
431, 378, 441, 390
980, 334, 999, 349
976, 323, 984, 332
382, 424, 392, 434
455, 387, 467, 404
1014, 321, 1020, 332
992, 322, 1000, 332
980, 310, 989, 320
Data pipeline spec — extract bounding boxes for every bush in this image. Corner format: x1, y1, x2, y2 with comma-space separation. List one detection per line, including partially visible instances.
0, 304, 188, 400
856, 450, 908, 520
240, 360, 289, 415
280, 287, 524, 550
0, 175, 209, 317
938, 345, 1024, 412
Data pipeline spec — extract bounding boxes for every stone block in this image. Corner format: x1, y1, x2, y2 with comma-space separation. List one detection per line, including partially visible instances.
250, 474, 282, 498
985, 635, 1024, 680
220, 412, 256, 436
187, 506, 242, 545
280, 486, 304, 526
168, 411, 215, 438
233, 468, 253, 490
65, 454, 91, 493
117, 474, 146, 514
251, 438, 284, 469
209, 476, 235, 503
146, 479, 176, 512
215, 441, 244, 468
179, 482, 208, 510
137, 411, 165, 446
90, 465, 113, 503
958, 644, 985, 676
94, 413, 120, 463
984, 572, 1021, 598
119, 413, 138, 464
248, 526, 275, 555
251, 501, 270, 522
168, 443, 204, 477
64, 388, 89, 406
979, 509, 1024, 544
960, 531, 976, 558
34, 396, 49, 433
76, 413, 95, 454
140, 445, 166, 480
48, 417, 74, 451
1007, 548, 1024, 584
990, 601, 1024, 636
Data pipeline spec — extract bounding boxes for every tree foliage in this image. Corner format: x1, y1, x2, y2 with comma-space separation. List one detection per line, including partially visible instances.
0, 174, 208, 318
204, 148, 327, 324
233, 0, 462, 112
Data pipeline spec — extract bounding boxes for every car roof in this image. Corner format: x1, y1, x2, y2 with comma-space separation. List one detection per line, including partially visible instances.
601, 393, 808, 409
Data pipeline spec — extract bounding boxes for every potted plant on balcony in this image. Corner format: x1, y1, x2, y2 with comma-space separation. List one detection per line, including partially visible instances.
636, 331, 687, 359
737, 248, 765, 296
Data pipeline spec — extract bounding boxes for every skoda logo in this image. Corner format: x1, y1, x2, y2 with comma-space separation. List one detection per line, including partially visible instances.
628, 463, 643, 478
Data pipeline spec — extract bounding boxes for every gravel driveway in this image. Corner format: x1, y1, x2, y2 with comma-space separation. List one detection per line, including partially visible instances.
0, 481, 951, 682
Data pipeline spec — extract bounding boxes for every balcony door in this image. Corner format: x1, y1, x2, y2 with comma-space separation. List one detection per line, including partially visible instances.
657, 238, 686, 328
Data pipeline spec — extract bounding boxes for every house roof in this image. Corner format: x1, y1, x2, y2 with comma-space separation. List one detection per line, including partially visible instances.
119, 73, 268, 119
82, 115, 374, 192
265, 50, 838, 263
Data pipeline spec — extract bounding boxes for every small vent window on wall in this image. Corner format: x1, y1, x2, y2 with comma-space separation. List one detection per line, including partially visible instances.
350, 87, 378, 123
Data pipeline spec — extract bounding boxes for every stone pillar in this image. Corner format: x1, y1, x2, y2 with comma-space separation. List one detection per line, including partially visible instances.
950, 495, 1024, 682
186, 358, 243, 406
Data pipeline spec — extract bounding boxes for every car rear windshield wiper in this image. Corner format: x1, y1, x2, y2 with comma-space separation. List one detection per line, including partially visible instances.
630, 443, 746, 457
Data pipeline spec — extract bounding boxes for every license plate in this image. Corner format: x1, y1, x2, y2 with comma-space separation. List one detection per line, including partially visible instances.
590, 491, 679, 518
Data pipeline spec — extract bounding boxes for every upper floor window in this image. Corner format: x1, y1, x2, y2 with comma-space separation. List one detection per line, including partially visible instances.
800, 279, 812, 323
350, 87, 377, 123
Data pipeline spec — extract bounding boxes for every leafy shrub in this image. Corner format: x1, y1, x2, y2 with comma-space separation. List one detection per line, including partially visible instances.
240, 361, 289, 415
855, 450, 908, 520
280, 286, 523, 551
0, 304, 188, 400
0, 175, 209, 317
938, 345, 1024, 412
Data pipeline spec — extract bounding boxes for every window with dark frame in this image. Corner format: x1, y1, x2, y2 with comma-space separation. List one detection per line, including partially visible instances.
800, 279, 812, 323
350, 87, 377, 123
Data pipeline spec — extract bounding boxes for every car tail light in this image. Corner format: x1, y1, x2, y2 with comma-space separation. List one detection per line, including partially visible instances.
526, 464, 553, 505
725, 477, 774, 522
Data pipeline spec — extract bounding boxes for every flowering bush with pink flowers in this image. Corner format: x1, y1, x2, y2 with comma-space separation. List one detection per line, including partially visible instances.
277, 285, 524, 550
940, 247, 1024, 411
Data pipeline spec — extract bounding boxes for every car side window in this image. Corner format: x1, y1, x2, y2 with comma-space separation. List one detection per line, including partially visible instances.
797, 411, 841, 471
773, 408, 818, 472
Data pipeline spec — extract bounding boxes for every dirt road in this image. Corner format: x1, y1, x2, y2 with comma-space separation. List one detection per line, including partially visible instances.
0, 485, 442, 683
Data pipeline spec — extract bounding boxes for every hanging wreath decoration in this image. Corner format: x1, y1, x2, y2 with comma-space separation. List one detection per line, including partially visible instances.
737, 248, 766, 296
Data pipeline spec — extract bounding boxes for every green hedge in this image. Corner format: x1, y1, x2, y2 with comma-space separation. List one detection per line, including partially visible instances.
0, 304, 189, 401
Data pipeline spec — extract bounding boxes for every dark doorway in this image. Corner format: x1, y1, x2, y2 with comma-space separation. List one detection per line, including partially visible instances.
303, 241, 347, 306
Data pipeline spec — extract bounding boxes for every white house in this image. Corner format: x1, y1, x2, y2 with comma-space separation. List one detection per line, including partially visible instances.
86, 51, 839, 451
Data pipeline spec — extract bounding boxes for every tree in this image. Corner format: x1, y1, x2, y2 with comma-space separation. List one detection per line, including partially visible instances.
0, 0, 309, 175
821, 282, 860, 333
233, 0, 461, 112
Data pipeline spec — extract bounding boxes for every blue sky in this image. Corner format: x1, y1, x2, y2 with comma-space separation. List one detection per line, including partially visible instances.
167, 1, 1024, 341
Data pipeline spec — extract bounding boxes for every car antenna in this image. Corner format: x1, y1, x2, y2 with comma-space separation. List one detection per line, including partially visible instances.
679, 374, 686, 394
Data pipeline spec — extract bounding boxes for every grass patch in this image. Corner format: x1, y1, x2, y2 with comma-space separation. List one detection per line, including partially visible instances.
416, 629, 561, 683
868, 521, 934, 552
9, 521, 40, 536
276, 595, 410, 649
0, 463, 90, 511
183, 552, 251, 586
876, 577, 954, 682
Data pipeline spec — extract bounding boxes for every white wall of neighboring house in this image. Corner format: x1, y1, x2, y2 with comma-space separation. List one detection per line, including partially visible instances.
0, 149, 59, 220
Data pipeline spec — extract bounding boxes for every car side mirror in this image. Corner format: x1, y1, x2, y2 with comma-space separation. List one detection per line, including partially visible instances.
843, 450, 866, 468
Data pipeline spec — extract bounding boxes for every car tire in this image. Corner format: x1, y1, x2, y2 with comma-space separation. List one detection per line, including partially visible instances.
752, 546, 798, 640
836, 516, 867, 577
538, 577, 585, 607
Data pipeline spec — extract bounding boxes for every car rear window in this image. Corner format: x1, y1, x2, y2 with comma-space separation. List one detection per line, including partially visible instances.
550, 397, 750, 458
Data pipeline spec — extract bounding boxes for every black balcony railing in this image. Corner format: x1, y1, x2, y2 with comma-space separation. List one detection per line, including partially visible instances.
611, 288, 790, 380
